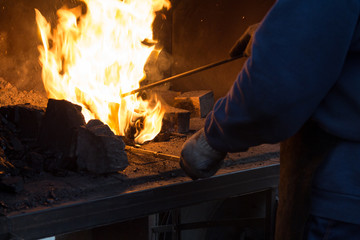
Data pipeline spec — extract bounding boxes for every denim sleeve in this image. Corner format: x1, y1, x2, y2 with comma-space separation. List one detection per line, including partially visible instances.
205, 0, 360, 152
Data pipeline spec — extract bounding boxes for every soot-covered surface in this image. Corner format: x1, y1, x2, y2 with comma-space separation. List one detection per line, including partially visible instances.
0, 129, 279, 215
0, 78, 279, 216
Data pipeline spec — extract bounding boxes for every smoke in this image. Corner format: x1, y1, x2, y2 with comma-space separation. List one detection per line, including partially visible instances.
0, 44, 44, 94
0, 32, 8, 55
0, 0, 45, 95
0, 0, 83, 95
143, 49, 173, 91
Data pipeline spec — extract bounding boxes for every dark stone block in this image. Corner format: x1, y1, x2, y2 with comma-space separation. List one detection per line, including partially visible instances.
37, 99, 85, 168
174, 90, 214, 118
76, 120, 128, 174
0, 104, 45, 139
163, 106, 190, 133
0, 176, 23, 193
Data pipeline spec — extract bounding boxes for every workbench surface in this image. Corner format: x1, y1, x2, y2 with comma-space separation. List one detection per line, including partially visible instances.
0, 137, 279, 240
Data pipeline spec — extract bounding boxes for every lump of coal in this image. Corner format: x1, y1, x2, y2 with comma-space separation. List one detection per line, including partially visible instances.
76, 119, 128, 174
86, 119, 115, 136
37, 99, 86, 169
23, 151, 44, 174
0, 176, 23, 193
0, 104, 45, 140
0, 154, 16, 176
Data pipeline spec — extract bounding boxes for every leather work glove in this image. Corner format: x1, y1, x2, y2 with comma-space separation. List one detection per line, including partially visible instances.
180, 128, 227, 180
229, 23, 259, 58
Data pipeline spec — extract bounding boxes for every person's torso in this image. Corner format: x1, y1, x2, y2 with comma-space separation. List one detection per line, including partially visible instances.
312, 19, 360, 141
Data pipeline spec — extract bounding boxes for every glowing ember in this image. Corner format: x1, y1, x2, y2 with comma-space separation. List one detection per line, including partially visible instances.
35, 0, 170, 144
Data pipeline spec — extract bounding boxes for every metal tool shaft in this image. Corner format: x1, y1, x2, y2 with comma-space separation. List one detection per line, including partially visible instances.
121, 55, 243, 98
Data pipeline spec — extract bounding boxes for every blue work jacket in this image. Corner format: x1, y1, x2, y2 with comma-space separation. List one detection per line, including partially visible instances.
205, 0, 360, 224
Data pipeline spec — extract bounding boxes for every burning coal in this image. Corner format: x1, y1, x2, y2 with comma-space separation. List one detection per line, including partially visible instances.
35, 0, 170, 144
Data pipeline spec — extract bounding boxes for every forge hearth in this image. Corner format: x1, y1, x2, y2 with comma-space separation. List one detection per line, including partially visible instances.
0, 80, 279, 210
0, 80, 208, 196
0, 0, 282, 238
0, 85, 213, 180
0, 78, 280, 240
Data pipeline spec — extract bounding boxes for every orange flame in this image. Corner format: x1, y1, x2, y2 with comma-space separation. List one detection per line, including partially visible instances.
35, 0, 170, 144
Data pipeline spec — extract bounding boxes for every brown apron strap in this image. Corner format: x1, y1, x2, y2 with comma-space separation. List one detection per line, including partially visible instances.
274, 121, 338, 240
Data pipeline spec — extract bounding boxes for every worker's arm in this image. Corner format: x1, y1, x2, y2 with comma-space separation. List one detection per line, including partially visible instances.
180, 0, 360, 179
205, 0, 360, 153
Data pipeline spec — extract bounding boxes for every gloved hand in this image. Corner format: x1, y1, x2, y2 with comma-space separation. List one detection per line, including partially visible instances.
180, 128, 227, 180
229, 23, 259, 58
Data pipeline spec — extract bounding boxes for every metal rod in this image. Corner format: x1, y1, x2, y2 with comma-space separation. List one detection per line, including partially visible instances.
125, 146, 180, 161
121, 55, 243, 98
